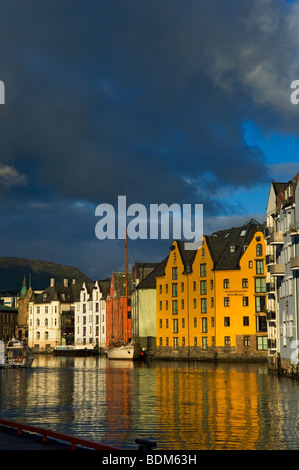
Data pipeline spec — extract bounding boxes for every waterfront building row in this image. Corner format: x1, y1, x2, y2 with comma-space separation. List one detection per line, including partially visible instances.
265, 172, 299, 375
9, 220, 268, 360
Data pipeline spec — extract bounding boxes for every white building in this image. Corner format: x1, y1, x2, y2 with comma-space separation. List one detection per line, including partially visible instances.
28, 278, 110, 352
74, 280, 109, 351
266, 173, 299, 374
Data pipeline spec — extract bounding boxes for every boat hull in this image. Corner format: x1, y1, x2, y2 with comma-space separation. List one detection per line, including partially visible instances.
107, 344, 140, 360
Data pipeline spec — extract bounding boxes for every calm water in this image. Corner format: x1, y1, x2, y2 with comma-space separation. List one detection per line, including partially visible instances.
1, 355, 299, 450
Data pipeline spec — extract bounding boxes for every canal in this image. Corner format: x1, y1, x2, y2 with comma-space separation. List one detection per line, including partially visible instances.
0, 355, 299, 450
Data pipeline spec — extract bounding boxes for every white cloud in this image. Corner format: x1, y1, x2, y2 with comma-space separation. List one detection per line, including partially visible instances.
0, 165, 27, 187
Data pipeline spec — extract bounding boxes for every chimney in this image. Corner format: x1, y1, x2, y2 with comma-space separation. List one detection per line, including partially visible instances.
64, 279, 69, 287
50, 278, 55, 287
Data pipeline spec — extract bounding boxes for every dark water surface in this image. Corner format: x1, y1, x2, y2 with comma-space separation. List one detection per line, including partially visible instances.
1, 355, 299, 450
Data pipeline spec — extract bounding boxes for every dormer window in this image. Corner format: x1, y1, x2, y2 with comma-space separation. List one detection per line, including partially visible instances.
43, 293, 48, 302
230, 245, 235, 253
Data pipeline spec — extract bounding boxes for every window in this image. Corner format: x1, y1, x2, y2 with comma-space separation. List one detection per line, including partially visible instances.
242, 278, 248, 288
224, 336, 230, 345
181, 282, 184, 292
243, 316, 249, 326
181, 299, 184, 309
249, 261, 253, 268
166, 319, 169, 328
202, 317, 207, 333
173, 319, 178, 333
256, 260, 264, 275
244, 336, 250, 346
243, 296, 249, 306
173, 337, 179, 350
224, 317, 230, 326
224, 297, 230, 307
256, 315, 267, 331
201, 298, 207, 313
182, 318, 185, 328
159, 319, 162, 328
173, 253, 177, 263
172, 300, 178, 315
223, 279, 229, 288
194, 337, 197, 346
159, 285, 162, 294
200, 280, 207, 295
172, 283, 178, 297
172, 267, 178, 280
256, 243, 263, 256
202, 248, 205, 259
211, 297, 214, 307
230, 245, 235, 253
202, 337, 208, 350
166, 300, 168, 310
193, 298, 196, 308
194, 317, 197, 327
159, 301, 162, 310
193, 281, 196, 291
257, 336, 267, 350
255, 278, 266, 293
256, 296, 266, 313
182, 337, 185, 346
210, 279, 214, 289
200, 263, 206, 277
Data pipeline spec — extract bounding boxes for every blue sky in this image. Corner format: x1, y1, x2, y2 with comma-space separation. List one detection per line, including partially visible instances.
0, 0, 298, 282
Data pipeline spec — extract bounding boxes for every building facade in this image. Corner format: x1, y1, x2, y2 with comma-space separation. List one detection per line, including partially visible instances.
106, 272, 132, 348
266, 173, 299, 374
131, 260, 167, 351
74, 280, 109, 351
156, 220, 267, 360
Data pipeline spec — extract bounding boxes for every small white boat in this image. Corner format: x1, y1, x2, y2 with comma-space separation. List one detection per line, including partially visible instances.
106, 341, 141, 360
0, 339, 34, 368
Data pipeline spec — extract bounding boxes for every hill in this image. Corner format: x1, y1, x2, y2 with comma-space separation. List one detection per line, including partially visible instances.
0, 257, 91, 293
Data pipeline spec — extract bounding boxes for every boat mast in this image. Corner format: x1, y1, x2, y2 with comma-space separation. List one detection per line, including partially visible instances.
125, 228, 128, 343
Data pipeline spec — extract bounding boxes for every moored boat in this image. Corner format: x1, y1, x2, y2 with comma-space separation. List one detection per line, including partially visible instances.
106, 341, 141, 360
1, 339, 34, 368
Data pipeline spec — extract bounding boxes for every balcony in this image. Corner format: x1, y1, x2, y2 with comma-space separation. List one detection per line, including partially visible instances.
269, 231, 284, 245
290, 224, 299, 236
270, 264, 285, 276
265, 254, 275, 265
290, 256, 299, 270
266, 281, 276, 293
266, 310, 276, 321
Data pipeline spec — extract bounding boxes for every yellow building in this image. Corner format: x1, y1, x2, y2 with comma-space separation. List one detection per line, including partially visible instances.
156, 219, 267, 360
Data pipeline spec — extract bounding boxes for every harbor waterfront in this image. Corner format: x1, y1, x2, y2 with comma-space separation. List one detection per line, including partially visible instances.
1, 355, 299, 450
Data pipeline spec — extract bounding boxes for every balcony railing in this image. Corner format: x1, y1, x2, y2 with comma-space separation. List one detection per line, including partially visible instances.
270, 264, 285, 276
269, 231, 284, 244
290, 256, 299, 270
290, 224, 299, 236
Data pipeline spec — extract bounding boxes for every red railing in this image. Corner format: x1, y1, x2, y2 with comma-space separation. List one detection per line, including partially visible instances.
0, 418, 122, 450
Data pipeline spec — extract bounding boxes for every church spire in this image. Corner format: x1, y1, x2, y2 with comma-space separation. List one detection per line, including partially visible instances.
20, 274, 27, 297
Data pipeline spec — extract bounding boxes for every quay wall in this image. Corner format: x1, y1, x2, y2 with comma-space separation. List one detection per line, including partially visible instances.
153, 346, 268, 363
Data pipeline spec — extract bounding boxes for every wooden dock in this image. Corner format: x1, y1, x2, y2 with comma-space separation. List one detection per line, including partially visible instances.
0, 418, 121, 450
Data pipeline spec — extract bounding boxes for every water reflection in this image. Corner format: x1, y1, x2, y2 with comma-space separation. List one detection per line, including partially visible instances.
1, 356, 299, 450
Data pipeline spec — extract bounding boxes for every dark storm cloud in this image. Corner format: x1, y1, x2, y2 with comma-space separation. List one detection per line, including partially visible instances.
0, 0, 297, 277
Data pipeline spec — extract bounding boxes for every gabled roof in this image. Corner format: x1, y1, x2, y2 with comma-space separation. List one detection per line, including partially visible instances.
205, 219, 265, 271
136, 257, 169, 289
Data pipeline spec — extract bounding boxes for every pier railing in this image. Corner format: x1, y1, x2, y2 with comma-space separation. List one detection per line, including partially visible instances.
0, 418, 121, 450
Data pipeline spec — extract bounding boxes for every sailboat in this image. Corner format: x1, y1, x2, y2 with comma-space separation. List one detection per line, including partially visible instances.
106, 231, 141, 361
